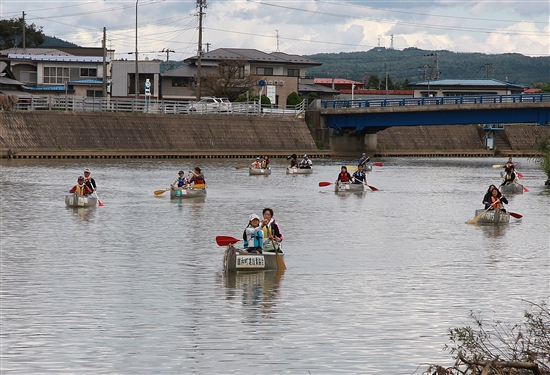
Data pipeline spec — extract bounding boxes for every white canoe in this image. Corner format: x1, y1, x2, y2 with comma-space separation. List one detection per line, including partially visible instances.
223, 244, 285, 272
170, 186, 207, 198
286, 167, 313, 175
473, 208, 510, 224
65, 193, 97, 207
249, 167, 271, 175
334, 182, 365, 192
500, 181, 524, 194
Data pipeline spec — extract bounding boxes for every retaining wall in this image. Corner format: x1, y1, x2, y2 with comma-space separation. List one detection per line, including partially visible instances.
0, 111, 321, 158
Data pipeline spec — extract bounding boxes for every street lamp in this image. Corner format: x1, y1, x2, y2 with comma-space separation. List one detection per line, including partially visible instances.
135, 0, 139, 99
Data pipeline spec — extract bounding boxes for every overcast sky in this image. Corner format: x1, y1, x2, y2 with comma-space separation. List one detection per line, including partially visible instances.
1, 0, 548, 61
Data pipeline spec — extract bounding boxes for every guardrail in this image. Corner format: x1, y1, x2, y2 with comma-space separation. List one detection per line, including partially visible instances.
11, 95, 307, 117
321, 94, 550, 109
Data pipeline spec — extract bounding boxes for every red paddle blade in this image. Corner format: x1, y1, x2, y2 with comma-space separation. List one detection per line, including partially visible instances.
374, 162, 383, 167
523, 186, 529, 192
319, 181, 333, 187
367, 185, 379, 191
216, 236, 240, 246
98, 200, 104, 207
509, 212, 523, 219
517, 172, 524, 178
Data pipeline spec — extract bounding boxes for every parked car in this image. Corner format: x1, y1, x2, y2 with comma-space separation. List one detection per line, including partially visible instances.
188, 97, 231, 114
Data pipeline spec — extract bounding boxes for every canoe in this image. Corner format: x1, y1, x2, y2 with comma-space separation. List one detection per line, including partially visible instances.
223, 244, 285, 272
170, 186, 207, 198
500, 181, 524, 194
286, 167, 313, 175
473, 208, 510, 224
249, 167, 271, 175
334, 182, 365, 192
65, 193, 97, 207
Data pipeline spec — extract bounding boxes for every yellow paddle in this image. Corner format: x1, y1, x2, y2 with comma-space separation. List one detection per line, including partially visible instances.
468, 202, 496, 224
492, 164, 503, 168
154, 188, 170, 195
236, 165, 248, 169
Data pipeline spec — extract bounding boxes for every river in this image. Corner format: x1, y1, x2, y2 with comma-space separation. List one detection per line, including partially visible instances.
1, 156, 548, 374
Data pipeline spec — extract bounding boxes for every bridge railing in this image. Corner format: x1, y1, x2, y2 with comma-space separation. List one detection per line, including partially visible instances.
321, 93, 550, 109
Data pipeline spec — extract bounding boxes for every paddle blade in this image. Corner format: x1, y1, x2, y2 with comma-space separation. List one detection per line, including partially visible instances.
516, 172, 524, 178
154, 189, 168, 195
235, 165, 247, 169
275, 251, 287, 270
523, 186, 529, 192
492, 164, 503, 168
319, 181, 333, 187
374, 162, 383, 167
468, 212, 485, 224
216, 236, 240, 246
367, 184, 379, 191
509, 212, 523, 219
190, 184, 206, 189
98, 199, 104, 207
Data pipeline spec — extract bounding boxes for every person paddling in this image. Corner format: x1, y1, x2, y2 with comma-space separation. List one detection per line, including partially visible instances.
337, 166, 351, 183
70, 176, 93, 197
352, 164, 367, 185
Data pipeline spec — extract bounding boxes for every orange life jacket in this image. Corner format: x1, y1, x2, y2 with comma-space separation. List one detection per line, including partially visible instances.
491, 196, 501, 209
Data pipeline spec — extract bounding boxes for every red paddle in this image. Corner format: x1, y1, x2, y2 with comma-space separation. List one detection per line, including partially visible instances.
374, 162, 383, 167
509, 212, 523, 219
319, 181, 333, 187
523, 186, 529, 192
516, 172, 524, 179
367, 184, 379, 191
216, 236, 241, 246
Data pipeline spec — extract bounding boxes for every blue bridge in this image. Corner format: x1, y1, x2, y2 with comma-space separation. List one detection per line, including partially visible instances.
319, 94, 550, 133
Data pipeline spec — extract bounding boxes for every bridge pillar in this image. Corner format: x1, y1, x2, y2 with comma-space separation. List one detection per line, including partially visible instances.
363, 133, 378, 152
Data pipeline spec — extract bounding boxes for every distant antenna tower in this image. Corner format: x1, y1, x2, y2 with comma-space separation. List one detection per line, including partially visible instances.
276, 30, 280, 52
390, 34, 394, 50
377, 37, 381, 51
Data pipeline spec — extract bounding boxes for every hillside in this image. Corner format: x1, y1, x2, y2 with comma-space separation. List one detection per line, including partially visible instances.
305, 48, 550, 86
40, 36, 79, 48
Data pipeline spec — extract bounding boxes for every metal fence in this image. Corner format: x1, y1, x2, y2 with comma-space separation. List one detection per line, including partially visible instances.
11, 95, 307, 117
321, 93, 550, 109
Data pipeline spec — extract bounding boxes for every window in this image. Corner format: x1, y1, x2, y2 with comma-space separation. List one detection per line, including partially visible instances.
287, 69, 300, 77
80, 68, 98, 77
43, 67, 69, 84
172, 77, 193, 87
256, 67, 273, 76
219, 65, 245, 79
86, 90, 103, 97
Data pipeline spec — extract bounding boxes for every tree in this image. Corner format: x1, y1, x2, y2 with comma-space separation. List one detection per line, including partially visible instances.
531, 136, 550, 185
0, 17, 45, 49
425, 300, 550, 375
286, 92, 302, 106
199, 59, 260, 101
367, 74, 380, 90
307, 92, 319, 105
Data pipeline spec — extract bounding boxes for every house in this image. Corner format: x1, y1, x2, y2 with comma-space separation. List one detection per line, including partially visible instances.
314, 78, 364, 91
408, 79, 528, 97
0, 47, 113, 98
162, 48, 326, 104
110, 60, 161, 98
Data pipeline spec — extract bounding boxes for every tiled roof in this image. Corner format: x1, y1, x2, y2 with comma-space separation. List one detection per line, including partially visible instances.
185, 48, 321, 66
299, 83, 340, 93
315, 78, 363, 85
409, 79, 527, 88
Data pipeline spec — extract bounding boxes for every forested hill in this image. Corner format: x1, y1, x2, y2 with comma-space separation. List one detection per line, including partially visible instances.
305, 48, 550, 86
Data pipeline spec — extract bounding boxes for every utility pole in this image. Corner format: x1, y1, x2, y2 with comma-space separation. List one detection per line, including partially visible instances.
161, 48, 175, 69
482, 62, 494, 78
196, 0, 206, 101
276, 30, 280, 52
135, 0, 139, 100
102, 27, 107, 98
205, 43, 211, 53
22, 11, 26, 48
390, 34, 394, 50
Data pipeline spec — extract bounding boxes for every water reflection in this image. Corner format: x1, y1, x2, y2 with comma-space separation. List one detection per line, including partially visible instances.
222, 271, 284, 322
66, 206, 95, 222
475, 224, 509, 238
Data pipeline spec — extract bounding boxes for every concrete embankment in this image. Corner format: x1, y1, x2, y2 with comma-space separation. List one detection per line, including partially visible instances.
1, 111, 548, 158
0, 111, 322, 159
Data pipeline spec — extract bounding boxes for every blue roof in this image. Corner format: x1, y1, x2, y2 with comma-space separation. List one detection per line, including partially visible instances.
409, 79, 527, 88
70, 79, 103, 85
26, 85, 66, 91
